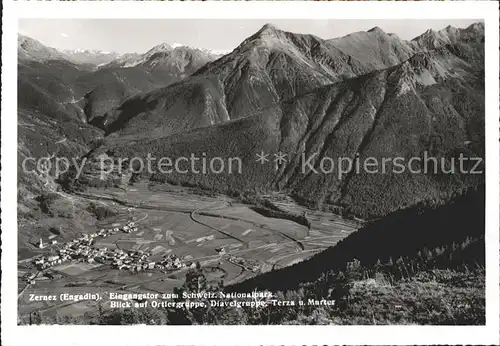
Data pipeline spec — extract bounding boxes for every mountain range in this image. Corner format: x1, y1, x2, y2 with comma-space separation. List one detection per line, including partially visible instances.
18, 22, 485, 220
100, 22, 484, 218
17, 23, 486, 327
62, 49, 124, 66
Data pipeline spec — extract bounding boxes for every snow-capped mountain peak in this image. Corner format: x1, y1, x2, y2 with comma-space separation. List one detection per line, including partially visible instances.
62, 49, 123, 65
171, 43, 186, 49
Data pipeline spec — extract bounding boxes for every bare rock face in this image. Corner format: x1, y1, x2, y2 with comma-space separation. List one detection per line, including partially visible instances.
328, 26, 415, 70
412, 22, 484, 50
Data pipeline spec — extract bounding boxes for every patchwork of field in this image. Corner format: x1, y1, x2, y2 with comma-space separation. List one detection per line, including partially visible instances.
18, 182, 360, 320
87, 182, 219, 211
54, 262, 103, 276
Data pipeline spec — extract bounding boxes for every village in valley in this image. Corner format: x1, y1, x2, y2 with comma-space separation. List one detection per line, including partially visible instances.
22, 210, 266, 287
18, 182, 359, 322
23, 220, 192, 285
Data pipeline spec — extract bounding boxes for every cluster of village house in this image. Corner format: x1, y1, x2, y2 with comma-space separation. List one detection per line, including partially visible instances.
111, 251, 190, 272
30, 221, 192, 277
32, 221, 138, 270
26, 221, 262, 285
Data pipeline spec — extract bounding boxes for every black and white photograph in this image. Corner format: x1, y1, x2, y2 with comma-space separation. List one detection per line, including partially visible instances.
2, 0, 500, 345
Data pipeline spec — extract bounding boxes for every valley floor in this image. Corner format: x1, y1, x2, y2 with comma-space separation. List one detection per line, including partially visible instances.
17, 181, 360, 322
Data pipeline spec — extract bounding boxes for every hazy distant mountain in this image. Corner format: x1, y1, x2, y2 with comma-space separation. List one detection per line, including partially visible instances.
18, 35, 222, 128
411, 22, 485, 50
63, 49, 123, 66
102, 42, 221, 77
101, 52, 142, 67
81, 44, 220, 127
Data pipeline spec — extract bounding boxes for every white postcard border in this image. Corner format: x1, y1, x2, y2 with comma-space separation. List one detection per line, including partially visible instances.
2, 1, 499, 345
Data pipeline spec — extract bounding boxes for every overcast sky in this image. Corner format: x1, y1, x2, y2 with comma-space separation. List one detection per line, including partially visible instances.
18, 19, 481, 54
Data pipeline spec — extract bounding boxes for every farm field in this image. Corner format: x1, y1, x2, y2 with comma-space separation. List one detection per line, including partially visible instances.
18, 182, 360, 321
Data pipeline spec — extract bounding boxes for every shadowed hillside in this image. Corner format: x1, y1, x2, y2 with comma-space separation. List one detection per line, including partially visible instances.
228, 184, 485, 293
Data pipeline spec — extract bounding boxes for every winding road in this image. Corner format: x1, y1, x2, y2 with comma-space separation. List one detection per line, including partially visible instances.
190, 201, 247, 245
